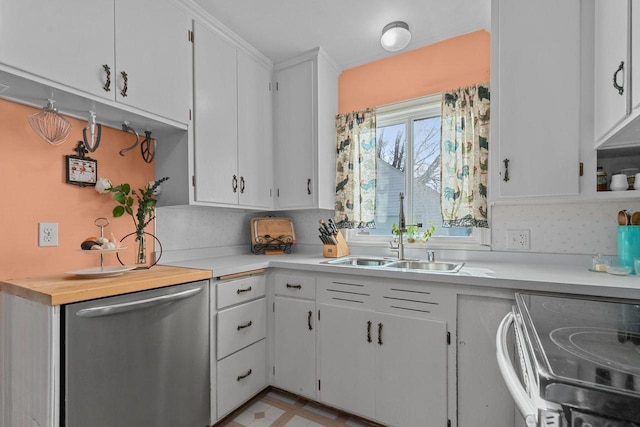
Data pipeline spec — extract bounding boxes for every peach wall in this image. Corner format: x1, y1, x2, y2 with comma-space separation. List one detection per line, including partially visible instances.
338, 30, 490, 113
0, 99, 155, 280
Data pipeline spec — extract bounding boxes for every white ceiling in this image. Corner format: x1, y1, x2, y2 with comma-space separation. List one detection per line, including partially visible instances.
191, 0, 491, 70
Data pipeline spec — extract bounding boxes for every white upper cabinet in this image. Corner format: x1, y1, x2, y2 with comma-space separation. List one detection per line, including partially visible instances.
192, 20, 273, 209
593, 0, 640, 149
492, 0, 581, 199
237, 50, 274, 209
0, 0, 190, 124
0, 0, 114, 98
594, 0, 629, 143
193, 22, 238, 205
274, 48, 338, 210
114, 0, 190, 123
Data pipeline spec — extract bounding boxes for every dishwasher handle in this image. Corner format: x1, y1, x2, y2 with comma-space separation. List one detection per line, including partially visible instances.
76, 286, 203, 318
496, 312, 537, 427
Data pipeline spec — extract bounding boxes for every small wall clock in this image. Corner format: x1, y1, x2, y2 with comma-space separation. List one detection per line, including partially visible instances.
66, 141, 97, 187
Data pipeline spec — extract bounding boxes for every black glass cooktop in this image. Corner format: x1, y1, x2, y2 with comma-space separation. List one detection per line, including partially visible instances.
515, 293, 640, 422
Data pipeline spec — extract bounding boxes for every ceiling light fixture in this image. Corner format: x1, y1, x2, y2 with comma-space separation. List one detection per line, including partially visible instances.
380, 21, 411, 52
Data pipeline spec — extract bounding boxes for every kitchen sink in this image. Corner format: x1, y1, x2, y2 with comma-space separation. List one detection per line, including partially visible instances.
324, 256, 395, 267
323, 256, 464, 273
384, 260, 464, 273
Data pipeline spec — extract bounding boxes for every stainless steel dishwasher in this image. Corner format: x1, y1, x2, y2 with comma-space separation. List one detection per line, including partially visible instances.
63, 280, 209, 427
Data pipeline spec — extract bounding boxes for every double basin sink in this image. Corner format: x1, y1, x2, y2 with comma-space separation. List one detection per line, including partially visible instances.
324, 256, 464, 273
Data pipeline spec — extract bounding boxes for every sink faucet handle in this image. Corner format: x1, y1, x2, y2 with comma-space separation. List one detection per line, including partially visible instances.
426, 250, 435, 262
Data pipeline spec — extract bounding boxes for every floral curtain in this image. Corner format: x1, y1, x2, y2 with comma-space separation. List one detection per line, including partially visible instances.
441, 83, 490, 228
334, 109, 376, 229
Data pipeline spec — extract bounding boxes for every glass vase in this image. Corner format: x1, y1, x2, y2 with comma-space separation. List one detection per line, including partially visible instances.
135, 230, 146, 265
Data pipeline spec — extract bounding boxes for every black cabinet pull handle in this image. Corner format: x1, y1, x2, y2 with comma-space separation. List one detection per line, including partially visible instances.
232, 175, 238, 193
378, 322, 383, 345
120, 70, 128, 97
613, 61, 625, 95
503, 158, 510, 182
237, 369, 252, 381
367, 320, 372, 343
286, 283, 302, 289
237, 320, 253, 331
237, 286, 252, 294
102, 64, 111, 92
308, 310, 313, 330
307, 178, 312, 195
240, 176, 245, 194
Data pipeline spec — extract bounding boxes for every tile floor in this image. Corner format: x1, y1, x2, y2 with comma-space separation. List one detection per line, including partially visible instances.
215, 388, 384, 427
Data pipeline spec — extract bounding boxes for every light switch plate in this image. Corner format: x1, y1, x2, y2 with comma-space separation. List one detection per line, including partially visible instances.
506, 229, 530, 250
39, 222, 58, 247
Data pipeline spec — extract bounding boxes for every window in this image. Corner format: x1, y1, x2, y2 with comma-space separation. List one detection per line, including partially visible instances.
348, 95, 488, 247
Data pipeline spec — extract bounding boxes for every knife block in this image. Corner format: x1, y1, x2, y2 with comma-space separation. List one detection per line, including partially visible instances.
322, 231, 350, 258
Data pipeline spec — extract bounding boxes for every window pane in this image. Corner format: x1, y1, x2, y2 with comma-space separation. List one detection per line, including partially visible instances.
411, 116, 441, 234
411, 116, 472, 238
372, 123, 406, 236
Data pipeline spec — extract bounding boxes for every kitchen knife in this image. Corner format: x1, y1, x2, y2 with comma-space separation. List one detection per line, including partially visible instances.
319, 219, 332, 235
327, 218, 338, 234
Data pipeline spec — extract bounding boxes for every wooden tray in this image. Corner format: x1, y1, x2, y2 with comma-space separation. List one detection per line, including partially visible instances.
251, 217, 296, 254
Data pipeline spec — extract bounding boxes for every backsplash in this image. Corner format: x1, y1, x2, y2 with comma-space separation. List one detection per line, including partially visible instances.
157, 200, 640, 261
155, 206, 333, 261
491, 200, 640, 255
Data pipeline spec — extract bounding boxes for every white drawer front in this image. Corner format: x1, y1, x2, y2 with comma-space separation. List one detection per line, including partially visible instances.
217, 339, 267, 419
217, 275, 266, 309
274, 274, 316, 299
217, 298, 266, 359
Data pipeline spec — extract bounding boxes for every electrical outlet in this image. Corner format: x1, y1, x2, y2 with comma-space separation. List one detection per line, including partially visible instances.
38, 222, 58, 247
506, 229, 530, 250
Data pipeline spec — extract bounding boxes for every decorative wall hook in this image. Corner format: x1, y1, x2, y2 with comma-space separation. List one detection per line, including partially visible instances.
82, 111, 102, 152
141, 130, 156, 163
119, 121, 139, 156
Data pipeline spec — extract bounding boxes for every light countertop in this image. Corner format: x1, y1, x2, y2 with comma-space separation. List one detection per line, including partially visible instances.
164, 253, 640, 300
3, 253, 638, 306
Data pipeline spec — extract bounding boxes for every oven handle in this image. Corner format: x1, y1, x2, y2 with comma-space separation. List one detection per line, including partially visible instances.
496, 312, 538, 426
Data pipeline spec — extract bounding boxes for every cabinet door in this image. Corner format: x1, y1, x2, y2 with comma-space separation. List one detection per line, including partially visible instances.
0, 0, 114, 99
595, 0, 629, 140
318, 303, 375, 420
238, 51, 273, 209
374, 312, 448, 427
273, 296, 316, 399
495, 0, 580, 198
632, 2, 640, 111
114, 0, 190, 123
274, 60, 315, 209
457, 295, 517, 427
193, 21, 239, 204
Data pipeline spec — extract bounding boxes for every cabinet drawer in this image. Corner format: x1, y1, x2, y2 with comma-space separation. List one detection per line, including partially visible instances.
217, 275, 266, 309
274, 274, 316, 299
217, 298, 266, 359
217, 339, 267, 419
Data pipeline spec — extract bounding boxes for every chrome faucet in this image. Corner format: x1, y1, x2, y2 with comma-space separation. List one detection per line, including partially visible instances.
394, 193, 422, 260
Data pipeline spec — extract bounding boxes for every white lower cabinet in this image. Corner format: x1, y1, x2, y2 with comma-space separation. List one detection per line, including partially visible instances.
317, 275, 450, 427
215, 274, 268, 421
217, 339, 267, 418
456, 293, 518, 427
273, 273, 317, 399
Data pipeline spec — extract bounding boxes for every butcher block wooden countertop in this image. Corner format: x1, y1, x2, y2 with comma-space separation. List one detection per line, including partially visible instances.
0, 265, 213, 306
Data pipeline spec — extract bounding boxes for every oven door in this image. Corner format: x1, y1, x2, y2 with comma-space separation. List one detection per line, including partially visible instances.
496, 311, 564, 427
